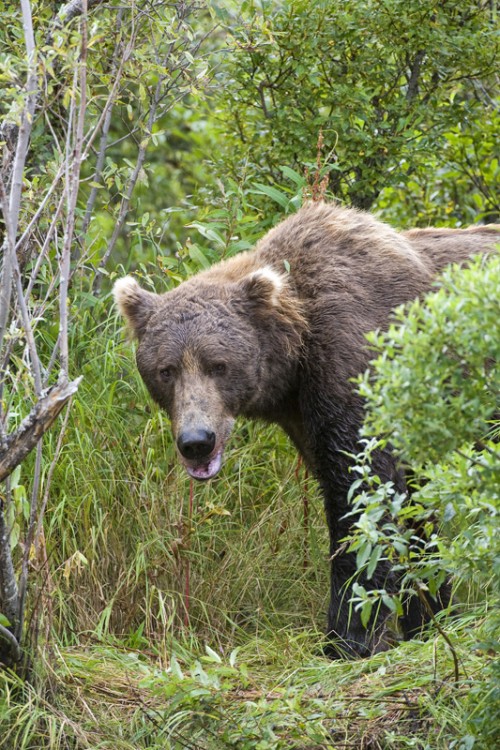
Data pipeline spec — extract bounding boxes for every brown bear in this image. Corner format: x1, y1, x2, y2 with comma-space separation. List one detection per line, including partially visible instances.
114, 202, 499, 657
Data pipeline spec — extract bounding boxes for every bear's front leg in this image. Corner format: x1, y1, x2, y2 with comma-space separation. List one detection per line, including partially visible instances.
325, 545, 393, 658
316, 449, 398, 659
291, 395, 400, 657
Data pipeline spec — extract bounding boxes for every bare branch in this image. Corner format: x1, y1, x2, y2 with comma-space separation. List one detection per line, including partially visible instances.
0, 623, 21, 665
24, 193, 65, 301
91, 65, 169, 292
0, 505, 19, 629
34, 401, 73, 557
14, 163, 65, 260
56, 0, 105, 27
16, 441, 42, 641
13, 263, 43, 396
60, 2, 88, 376
406, 50, 426, 102
0, 0, 38, 357
76, 8, 128, 256
0, 376, 82, 484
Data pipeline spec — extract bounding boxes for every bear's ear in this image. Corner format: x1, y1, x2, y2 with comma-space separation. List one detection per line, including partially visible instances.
236, 266, 307, 353
113, 276, 159, 338
237, 267, 286, 310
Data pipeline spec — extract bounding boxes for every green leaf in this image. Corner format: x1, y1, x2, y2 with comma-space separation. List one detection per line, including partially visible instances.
251, 183, 290, 209
360, 599, 373, 628
229, 648, 239, 668
279, 165, 306, 187
9, 522, 20, 550
188, 244, 211, 270
356, 542, 372, 570
170, 654, 184, 680
205, 644, 222, 663
187, 222, 225, 248
366, 546, 383, 580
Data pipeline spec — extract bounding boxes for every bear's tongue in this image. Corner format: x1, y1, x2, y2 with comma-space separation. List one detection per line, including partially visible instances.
185, 450, 223, 481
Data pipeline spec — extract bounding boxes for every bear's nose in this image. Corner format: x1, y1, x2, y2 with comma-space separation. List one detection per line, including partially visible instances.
177, 429, 216, 461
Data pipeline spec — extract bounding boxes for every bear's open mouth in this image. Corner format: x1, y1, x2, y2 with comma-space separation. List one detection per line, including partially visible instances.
183, 449, 223, 481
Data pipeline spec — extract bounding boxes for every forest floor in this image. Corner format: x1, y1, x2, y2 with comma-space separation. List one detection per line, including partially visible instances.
1, 616, 492, 749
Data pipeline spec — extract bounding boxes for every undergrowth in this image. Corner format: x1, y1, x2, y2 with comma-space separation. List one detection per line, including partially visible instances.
1, 616, 496, 749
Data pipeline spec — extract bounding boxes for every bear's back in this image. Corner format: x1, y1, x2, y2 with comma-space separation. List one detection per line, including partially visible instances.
252, 202, 432, 319
403, 225, 500, 274
172, 203, 498, 333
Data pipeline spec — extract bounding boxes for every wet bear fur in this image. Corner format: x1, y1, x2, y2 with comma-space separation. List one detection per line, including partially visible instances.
114, 202, 499, 657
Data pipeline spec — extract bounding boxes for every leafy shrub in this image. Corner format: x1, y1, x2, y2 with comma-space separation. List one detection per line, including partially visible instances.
208, 0, 499, 216
347, 252, 500, 748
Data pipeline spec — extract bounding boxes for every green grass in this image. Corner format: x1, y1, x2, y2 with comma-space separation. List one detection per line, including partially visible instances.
1, 618, 496, 749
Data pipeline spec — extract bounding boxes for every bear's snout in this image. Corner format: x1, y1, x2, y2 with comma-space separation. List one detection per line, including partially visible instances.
177, 428, 216, 461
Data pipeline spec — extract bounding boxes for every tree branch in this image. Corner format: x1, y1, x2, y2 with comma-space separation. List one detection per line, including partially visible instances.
59, 1, 88, 376
0, 377, 82, 483
92, 76, 165, 292
406, 50, 426, 102
56, 0, 105, 27
0, 504, 19, 630
0, 0, 38, 358
0, 623, 21, 665
75, 7, 128, 259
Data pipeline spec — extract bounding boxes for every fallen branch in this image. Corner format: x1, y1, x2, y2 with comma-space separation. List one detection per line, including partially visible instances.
0, 376, 81, 483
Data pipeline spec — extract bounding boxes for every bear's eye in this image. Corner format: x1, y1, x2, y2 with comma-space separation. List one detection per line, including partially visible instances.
210, 363, 227, 377
159, 366, 176, 381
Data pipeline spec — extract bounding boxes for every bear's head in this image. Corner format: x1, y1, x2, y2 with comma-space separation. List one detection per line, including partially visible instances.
113, 269, 306, 480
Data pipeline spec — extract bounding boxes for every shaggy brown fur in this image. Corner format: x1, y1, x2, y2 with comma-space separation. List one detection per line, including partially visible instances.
404, 224, 500, 273
114, 202, 499, 657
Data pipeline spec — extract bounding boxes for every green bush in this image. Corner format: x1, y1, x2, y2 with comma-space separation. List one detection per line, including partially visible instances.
347, 252, 500, 748
207, 0, 499, 218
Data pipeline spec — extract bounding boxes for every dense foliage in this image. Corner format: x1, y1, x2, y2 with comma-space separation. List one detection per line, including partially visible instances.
352, 255, 499, 600
348, 255, 500, 748
207, 0, 499, 222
